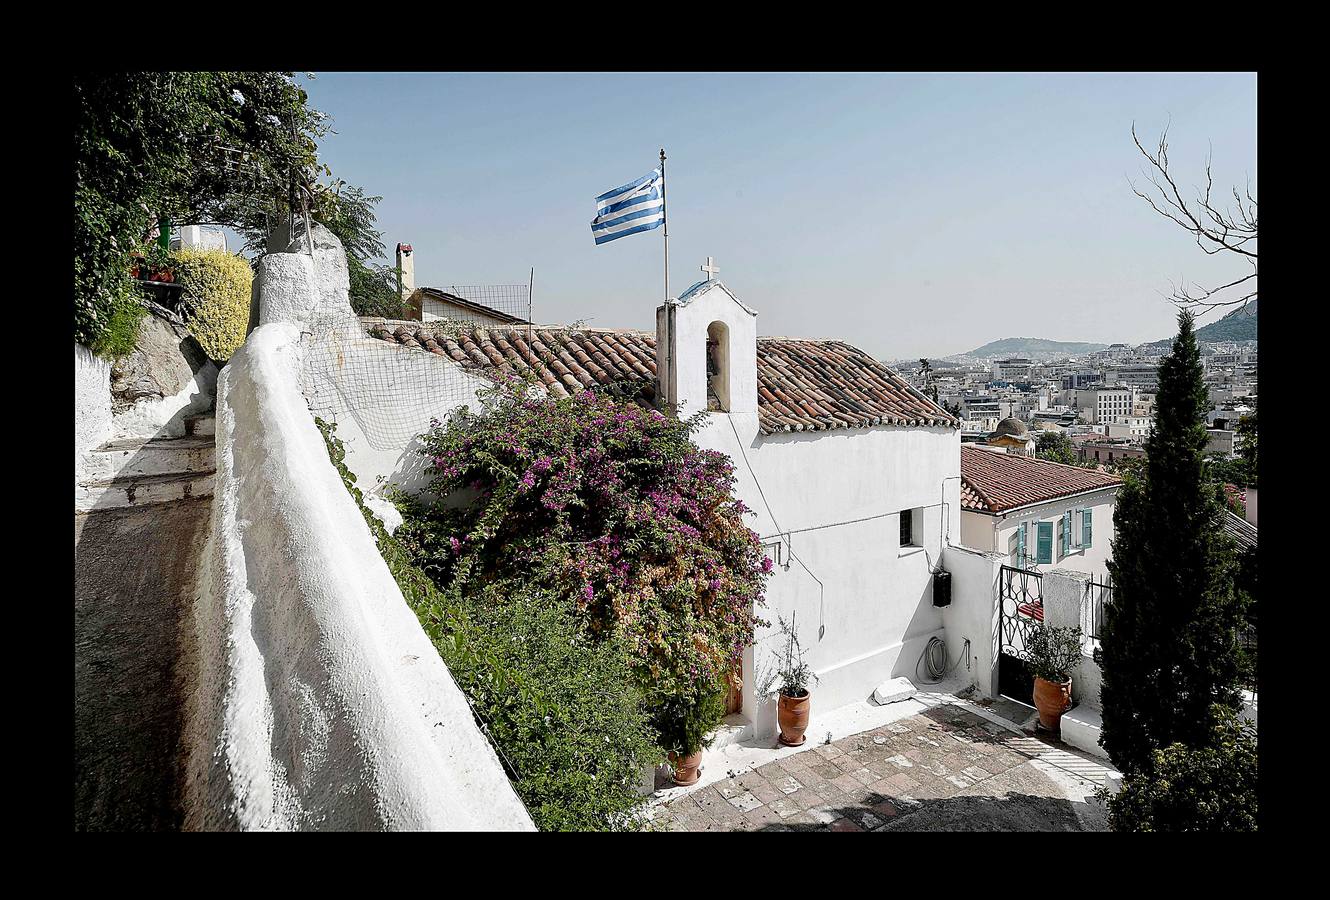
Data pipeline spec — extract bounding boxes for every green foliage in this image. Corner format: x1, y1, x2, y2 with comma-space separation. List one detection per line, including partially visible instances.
311, 180, 410, 318
1099, 312, 1246, 776
654, 683, 727, 757
1236, 411, 1258, 486
761, 613, 817, 698
172, 248, 253, 361
1025, 625, 1083, 683
1035, 431, 1087, 467
315, 417, 659, 831
87, 281, 148, 360
398, 381, 770, 748
1101, 707, 1257, 832
74, 72, 326, 352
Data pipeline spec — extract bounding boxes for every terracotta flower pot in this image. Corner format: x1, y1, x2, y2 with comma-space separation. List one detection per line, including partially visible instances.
1033, 675, 1072, 731
778, 691, 811, 746
670, 750, 704, 786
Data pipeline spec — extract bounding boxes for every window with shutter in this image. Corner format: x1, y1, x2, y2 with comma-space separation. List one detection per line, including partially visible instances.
1036, 521, 1053, 565
1082, 508, 1093, 547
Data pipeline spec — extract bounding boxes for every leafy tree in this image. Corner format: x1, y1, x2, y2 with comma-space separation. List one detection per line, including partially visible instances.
74, 72, 326, 351
1035, 431, 1084, 467
1102, 707, 1257, 832
309, 181, 410, 318
1098, 311, 1246, 776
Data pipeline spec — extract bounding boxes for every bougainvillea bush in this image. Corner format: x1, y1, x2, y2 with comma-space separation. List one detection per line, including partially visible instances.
396, 380, 771, 743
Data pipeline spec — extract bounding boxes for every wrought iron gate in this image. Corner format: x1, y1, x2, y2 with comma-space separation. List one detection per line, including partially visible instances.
998, 565, 1044, 706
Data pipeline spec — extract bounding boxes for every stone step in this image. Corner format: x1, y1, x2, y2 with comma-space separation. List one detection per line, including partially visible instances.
184, 414, 215, 437
707, 714, 754, 751
75, 470, 215, 513
82, 435, 215, 482
1059, 705, 1111, 761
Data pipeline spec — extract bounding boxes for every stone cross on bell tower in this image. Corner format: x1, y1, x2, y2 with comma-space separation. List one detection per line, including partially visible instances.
700, 256, 720, 281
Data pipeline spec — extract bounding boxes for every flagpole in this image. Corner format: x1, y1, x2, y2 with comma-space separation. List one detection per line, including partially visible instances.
660, 148, 669, 303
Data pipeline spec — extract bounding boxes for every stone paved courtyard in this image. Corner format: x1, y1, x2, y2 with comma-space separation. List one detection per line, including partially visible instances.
650, 704, 1108, 832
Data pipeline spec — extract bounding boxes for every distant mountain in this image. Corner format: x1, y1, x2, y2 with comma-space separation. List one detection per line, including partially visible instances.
947, 337, 1111, 362
1194, 299, 1258, 343
1138, 300, 1258, 352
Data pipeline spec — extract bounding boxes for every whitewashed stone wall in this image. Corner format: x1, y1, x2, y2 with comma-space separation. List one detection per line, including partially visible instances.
187, 231, 533, 831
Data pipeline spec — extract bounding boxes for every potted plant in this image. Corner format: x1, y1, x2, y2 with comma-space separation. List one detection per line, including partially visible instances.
1026, 624, 1084, 731
766, 614, 817, 747
659, 684, 726, 786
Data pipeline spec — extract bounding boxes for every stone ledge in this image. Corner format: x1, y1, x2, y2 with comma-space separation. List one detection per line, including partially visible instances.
1060, 704, 1110, 760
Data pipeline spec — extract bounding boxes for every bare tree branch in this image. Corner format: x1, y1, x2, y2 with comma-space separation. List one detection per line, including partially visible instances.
1129, 122, 1257, 316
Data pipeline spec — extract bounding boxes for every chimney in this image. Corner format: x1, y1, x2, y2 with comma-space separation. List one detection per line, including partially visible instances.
396, 242, 415, 299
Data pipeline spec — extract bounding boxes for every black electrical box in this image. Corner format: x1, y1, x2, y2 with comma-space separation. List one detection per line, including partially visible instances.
932, 569, 952, 607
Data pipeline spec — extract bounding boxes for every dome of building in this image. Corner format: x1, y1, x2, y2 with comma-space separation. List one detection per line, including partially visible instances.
991, 417, 1029, 438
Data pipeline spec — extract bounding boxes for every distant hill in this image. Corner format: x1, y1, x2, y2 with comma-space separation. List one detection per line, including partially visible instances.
1194, 299, 1258, 342
1138, 299, 1258, 352
948, 337, 1111, 362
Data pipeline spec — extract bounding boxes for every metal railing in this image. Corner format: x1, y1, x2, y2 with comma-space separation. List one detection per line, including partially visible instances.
1086, 575, 1112, 640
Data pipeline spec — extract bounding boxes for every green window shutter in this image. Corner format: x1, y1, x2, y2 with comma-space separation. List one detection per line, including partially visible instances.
1036, 521, 1053, 564
1062, 511, 1072, 555
1082, 509, 1093, 547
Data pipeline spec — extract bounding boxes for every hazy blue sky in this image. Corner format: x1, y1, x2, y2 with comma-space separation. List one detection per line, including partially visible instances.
296, 72, 1256, 360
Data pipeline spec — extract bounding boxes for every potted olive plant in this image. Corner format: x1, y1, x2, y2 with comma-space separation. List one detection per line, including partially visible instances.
1025, 624, 1084, 731
659, 684, 727, 786
766, 613, 818, 747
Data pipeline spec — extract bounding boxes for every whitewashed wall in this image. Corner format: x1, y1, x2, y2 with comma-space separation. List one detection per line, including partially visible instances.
188, 234, 533, 831
938, 544, 1005, 699
694, 412, 961, 736
74, 343, 113, 467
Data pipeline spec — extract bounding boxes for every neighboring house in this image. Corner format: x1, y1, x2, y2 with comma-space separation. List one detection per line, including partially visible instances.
367, 276, 962, 731
408, 287, 530, 327
959, 445, 1122, 579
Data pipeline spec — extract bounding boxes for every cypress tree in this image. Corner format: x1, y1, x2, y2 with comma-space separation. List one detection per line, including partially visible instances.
1098, 311, 1246, 775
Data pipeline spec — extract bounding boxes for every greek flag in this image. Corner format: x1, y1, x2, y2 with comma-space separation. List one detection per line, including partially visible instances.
591, 168, 664, 245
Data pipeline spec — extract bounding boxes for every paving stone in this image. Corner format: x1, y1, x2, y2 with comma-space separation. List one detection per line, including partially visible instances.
775, 775, 804, 794
739, 804, 787, 830
833, 754, 863, 773
806, 805, 842, 825
793, 789, 829, 811
769, 797, 802, 818
814, 744, 845, 759
962, 766, 990, 782
847, 767, 875, 786
885, 754, 914, 769
887, 722, 911, 733
831, 772, 862, 793
882, 772, 919, 793
809, 762, 841, 780
870, 798, 901, 819
727, 790, 765, 812
828, 817, 865, 832
872, 735, 889, 745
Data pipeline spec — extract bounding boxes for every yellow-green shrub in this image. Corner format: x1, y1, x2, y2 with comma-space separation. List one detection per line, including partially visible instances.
172, 248, 252, 361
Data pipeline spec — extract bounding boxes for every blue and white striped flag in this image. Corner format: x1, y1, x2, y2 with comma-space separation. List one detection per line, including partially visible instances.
591, 168, 664, 245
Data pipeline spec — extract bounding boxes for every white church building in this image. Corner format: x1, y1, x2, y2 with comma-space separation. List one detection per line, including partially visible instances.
347, 262, 964, 741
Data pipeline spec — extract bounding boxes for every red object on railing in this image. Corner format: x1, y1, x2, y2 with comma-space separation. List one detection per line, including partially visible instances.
1017, 602, 1044, 622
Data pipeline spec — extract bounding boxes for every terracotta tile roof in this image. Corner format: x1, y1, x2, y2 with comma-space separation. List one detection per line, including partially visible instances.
754, 338, 958, 432
1222, 510, 1257, 551
362, 319, 959, 435
960, 445, 1122, 513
